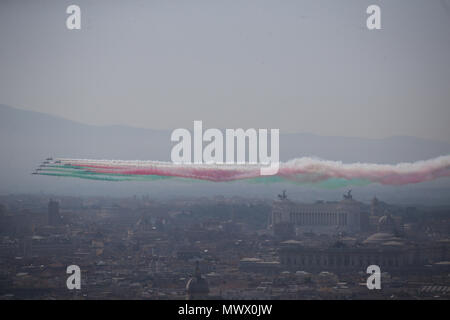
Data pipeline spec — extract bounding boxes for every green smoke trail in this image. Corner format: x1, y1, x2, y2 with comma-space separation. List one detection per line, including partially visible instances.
39, 172, 128, 181
38, 165, 373, 188
39, 169, 173, 182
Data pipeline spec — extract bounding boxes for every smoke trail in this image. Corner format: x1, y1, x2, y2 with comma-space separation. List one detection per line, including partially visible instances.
33, 155, 450, 187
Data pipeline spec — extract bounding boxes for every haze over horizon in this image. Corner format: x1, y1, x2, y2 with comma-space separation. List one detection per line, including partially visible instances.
1, 103, 450, 205
1, 1, 450, 203
4, 103, 450, 142
1, 0, 450, 141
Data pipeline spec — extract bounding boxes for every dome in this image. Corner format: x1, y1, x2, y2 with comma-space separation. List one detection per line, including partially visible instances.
186, 262, 209, 298
363, 232, 402, 245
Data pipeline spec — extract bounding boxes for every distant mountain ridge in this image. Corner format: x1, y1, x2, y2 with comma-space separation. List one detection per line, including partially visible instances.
1, 104, 449, 163
1, 104, 449, 202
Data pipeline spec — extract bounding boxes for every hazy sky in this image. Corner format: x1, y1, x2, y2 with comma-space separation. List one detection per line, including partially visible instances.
1, 0, 449, 141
